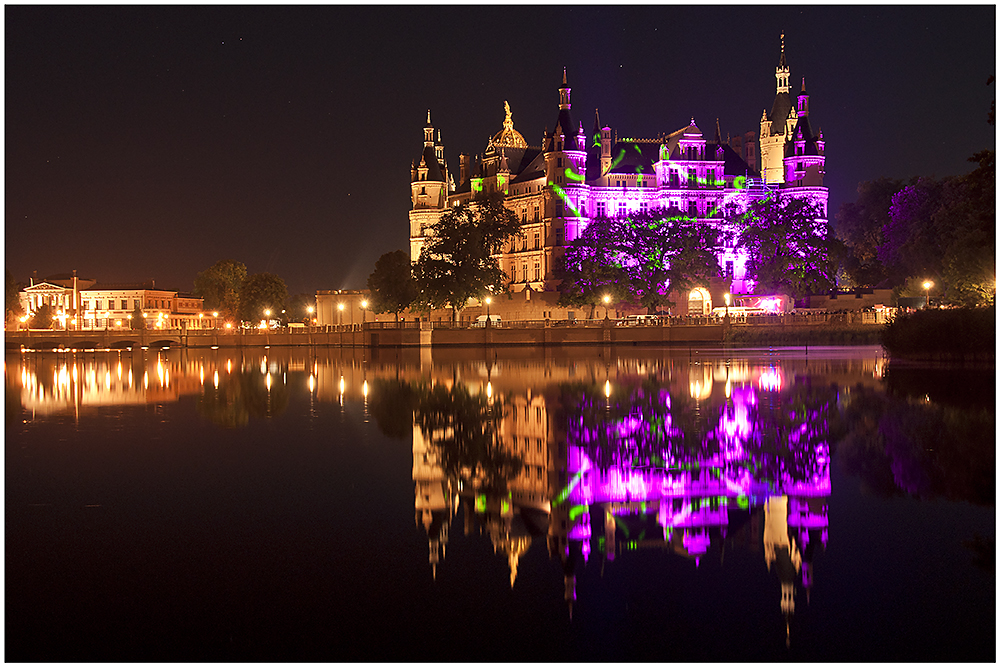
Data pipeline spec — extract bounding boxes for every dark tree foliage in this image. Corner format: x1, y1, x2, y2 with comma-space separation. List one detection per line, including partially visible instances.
557, 208, 722, 315
555, 216, 632, 318
834, 178, 904, 287
28, 303, 54, 329
238, 273, 288, 322
129, 304, 146, 330
367, 250, 418, 322
413, 196, 522, 322
369, 378, 419, 439
286, 293, 316, 324
6, 269, 24, 320
736, 193, 838, 297
193, 260, 247, 322
412, 382, 523, 496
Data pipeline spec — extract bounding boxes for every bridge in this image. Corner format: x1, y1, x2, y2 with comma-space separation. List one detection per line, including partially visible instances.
6, 329, 185, 350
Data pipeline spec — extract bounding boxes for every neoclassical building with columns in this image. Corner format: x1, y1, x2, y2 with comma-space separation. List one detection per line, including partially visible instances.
409, 35, 827, 318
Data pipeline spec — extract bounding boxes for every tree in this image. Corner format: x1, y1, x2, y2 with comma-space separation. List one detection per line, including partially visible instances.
736, 193, 838, 297
238, 273, 288, 323
628, 209, 722, 313
6, 270, 24, 322
129, 304, 146, 330
556, 216, 632, 318
834, 178, 904, 287
940, 150, 995, 306
557, 208, 722, 315
367, 250, 418, 322
286, 293, 316, 324
29, 303, 53, 330
193, 260, 247, 322
413, 196, 522, 322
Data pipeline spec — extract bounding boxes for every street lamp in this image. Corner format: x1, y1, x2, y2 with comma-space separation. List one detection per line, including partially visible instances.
922, 280, 933, 309
484, 296, 491, 318
360, 300, 368, 324
602, 294, 611, 319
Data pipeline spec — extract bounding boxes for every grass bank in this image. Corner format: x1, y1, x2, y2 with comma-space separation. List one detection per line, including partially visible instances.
724, 324, 883, 346
880, 307, 995, 362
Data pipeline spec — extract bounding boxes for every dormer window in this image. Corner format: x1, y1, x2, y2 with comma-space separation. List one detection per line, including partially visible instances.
557, 141, 563, 151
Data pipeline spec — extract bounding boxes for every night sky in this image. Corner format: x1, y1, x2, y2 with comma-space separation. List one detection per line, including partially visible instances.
6, 5, 995, 296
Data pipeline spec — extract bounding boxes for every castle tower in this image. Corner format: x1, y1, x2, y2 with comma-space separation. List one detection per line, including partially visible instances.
782, 78, 827, 192
544, 69, 589, 252
409, 110, 450, 261
759, 33, 795, 185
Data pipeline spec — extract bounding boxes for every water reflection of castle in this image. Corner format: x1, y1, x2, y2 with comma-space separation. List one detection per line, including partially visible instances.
412, 356, 832, 638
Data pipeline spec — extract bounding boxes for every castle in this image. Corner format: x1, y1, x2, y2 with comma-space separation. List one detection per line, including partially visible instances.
410, 35, 827, 317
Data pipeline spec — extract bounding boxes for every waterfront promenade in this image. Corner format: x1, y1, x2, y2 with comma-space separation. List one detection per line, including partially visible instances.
5, 312, 887, 350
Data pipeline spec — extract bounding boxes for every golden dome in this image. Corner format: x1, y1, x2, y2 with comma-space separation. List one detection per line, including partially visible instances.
490, 101, 528, 149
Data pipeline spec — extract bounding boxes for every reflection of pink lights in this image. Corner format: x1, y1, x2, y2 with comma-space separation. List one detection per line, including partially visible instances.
758, 368, 782, 391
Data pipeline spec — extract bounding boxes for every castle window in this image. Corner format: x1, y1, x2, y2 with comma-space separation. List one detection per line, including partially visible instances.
596, 201, 606, 217
522, 264, 528, 282
639, 201, 648, 215
557, 158, 562, 168
533, 205, 540, 222
618, 202, 627, 217
688, 200, 697, 217
726, 260, 734, 278
556, 203, 564, 217
555, 228, 564, 245
533, 232, 540, 249
534, 263, 540, 281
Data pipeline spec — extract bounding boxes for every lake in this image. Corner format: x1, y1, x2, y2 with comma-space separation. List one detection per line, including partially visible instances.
5, 345, 995, 661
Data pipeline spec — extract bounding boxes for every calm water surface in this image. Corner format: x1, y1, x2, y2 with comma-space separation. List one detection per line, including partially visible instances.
5, 345, 995, 661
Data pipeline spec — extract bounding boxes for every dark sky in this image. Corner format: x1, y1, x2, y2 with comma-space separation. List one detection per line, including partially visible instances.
6, 5, 995, 296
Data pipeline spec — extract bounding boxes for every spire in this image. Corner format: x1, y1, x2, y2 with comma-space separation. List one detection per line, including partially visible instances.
559, 68, 571, 110
715, 118, 722, 143
424, 110, 434, 146
775, 33, 790, 94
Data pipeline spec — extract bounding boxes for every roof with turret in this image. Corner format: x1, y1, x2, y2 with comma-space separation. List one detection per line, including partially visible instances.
784, 115, 821, 157
414, 144, 444, 182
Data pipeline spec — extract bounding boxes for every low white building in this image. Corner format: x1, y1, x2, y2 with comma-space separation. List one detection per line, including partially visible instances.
16, 274, 219, 330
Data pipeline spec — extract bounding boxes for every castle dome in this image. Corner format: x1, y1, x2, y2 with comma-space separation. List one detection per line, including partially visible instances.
490, 101, 528, 149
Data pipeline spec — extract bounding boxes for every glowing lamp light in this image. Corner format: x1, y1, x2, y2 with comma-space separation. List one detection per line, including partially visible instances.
360, 300, 368, 309
225, 322, 233, 329
338, 303, 345, 311
213, 312, 219, 317
307, 306, 314, 314
603, 294, 611, 304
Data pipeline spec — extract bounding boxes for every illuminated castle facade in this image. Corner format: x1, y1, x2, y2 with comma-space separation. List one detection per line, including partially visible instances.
409, 35, 827, 310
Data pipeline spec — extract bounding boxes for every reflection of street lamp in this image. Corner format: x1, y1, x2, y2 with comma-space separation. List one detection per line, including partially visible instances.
724, 293, 730, 318
922, 281, 933, 308
338, 302, 344, 325
602, 294, 611, 319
